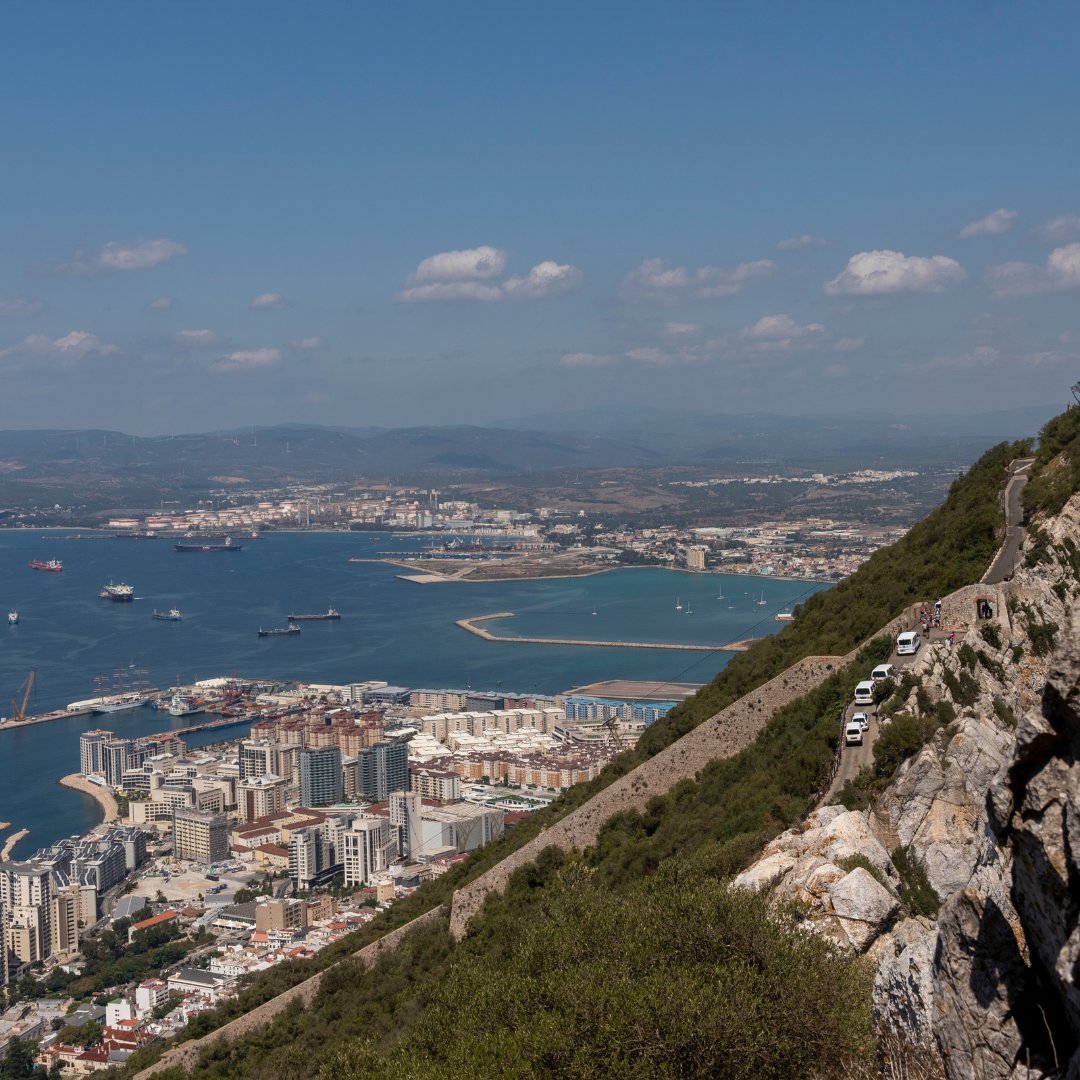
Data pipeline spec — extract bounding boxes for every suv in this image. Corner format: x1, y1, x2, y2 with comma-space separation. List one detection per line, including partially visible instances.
851, 711, 870, 732
844, 721, 864, 746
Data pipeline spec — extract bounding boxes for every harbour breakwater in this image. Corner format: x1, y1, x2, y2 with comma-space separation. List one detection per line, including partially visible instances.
456, 611, 758, 653
58, 773, 119, 824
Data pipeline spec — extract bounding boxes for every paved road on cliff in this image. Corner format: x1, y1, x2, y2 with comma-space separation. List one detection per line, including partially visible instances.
984, 457, 1035, 585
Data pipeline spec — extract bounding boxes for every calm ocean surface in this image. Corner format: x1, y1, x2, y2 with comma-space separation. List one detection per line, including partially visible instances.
0, 530, 826, 856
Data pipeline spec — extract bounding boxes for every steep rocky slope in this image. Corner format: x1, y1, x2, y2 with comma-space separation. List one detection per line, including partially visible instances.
736, 490, 1080, 1077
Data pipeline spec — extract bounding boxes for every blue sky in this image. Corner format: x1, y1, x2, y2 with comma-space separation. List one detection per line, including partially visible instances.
1, 1, 1079, 432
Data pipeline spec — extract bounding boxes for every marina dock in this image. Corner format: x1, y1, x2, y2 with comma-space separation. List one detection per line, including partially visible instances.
456, 612, 757, 653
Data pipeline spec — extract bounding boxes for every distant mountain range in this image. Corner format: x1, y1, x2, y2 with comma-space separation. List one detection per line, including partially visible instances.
0, 405, 1058, 513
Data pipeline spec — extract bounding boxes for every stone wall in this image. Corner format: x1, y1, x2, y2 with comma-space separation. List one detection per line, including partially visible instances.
135, 907, 445, 1078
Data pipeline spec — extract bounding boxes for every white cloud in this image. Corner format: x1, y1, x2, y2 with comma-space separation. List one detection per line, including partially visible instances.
250, 292, 290, 311
212, 347, 282, 373
396, 248, 581, 302
396, 281, 503, 303
664, 322, 700, 336
291, 336, 325, 350
0, 330, 117, 368
501, 261, 583, 299
411, 246, 507, 284
148, 295, 174, 309
1023, 350, 1072, 367
777, 235, 826, 251
560, 352, 618, 368
959, 208, 1017, 239
833, 336, 865, 352
912, 345, 1000, 372
621, 257, 774, 300
176, 329, 219, 346
0, 295, 45, 317
97, 239, 187, 271
1033, 214, 1080, 243
54, 240, 187, 276
824, 249, 966, 296
622, 255, 781, 300
987, 243, 1080, 298
823, 363, 849, 378
741, 314, 824, 340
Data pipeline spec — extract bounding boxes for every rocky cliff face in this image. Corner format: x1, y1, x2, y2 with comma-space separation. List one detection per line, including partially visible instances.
736, 490, 1080, 1078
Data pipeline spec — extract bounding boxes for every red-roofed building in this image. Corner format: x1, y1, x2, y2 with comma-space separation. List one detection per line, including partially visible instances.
128, 910, 179, 942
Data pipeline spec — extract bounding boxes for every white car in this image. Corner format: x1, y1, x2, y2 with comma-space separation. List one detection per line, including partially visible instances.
852, 711, 870, 732
844, 721, 864, 746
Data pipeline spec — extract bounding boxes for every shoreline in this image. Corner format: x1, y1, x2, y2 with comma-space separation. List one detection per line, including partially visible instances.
456, 612, 758, 653
59, 773, 119, 824
1, 828, 30, 861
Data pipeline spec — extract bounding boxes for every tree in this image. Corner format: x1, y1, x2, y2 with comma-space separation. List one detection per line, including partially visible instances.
0, 1037, 36, 1079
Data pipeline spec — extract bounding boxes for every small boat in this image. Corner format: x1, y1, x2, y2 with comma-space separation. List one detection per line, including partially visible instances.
152, 608, 183, 621
757, 591, 767, 606
258, 625, 301, 637
686, 601, 693, 615
675, 596, 682, 611
28, 559, 63, 572
7, 610, 17, 625
774, 612, 794, 623
100, 582, 135, 602
286, 607, 341, 621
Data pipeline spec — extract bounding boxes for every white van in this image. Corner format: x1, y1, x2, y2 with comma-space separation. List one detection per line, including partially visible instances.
871, 663, 896, 683
854, 680, 875, 706
896, 631, 921, 656
844, 721, 864, 746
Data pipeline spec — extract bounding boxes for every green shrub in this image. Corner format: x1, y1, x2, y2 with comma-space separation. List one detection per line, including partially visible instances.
838, 853, 888, 888
976, 649, 1005, 681
1053, 581, 1068, 603
942, 669, 980, 707
979, 623, 1002, 649
836, 766, 879, 811
957, 642, 978, 671
992, 698, 1017, 728
1012, 644, 1025, 664
891, 846, 940, 918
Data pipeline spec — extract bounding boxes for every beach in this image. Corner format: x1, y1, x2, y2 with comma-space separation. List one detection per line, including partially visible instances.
59, 773, 119, 824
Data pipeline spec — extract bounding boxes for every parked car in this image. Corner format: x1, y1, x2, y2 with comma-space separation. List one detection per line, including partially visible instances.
844, 721, 864, 746
854, 680, 875, 705
871, 663, 895, 683
852, 711, 870, 731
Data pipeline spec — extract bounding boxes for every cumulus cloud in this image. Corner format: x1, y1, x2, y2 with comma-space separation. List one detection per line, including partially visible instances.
833, 336, 865, 352
176, 329, 219, 346
148, 295, 174, 309
741, 314, 824, 341
1033, 214, 1080, 243
211, 347, 282, 373
560, 352, 618, 368
959, 208, 1017, 239
291, 336, 325, 350
55, 240, 187, 275
824, 250, 966, 296
412, 246, 507, 283
0, 330, 117, 368
621, 258, 774, 300
777, 235, 827, 251
501, 261, 583, 299
988, 243, 1080, 298
396, 247, 582, 302
0, 295, 45, 317
250, 292, 290, 310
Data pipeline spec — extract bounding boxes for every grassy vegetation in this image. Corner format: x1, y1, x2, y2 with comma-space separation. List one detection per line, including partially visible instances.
118, 435, 1030, 1078
1023, 405, 1080, 519
891, 846, 940, 918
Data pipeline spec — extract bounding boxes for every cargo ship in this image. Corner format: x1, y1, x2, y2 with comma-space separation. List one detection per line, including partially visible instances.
258, 625, 301, 637
99, 582, 135, 602
287, 607, 341, 621
168, 691, 204, 716
28, 559, 63, 572
175, 537, 243, 552
152, 608, 183, 621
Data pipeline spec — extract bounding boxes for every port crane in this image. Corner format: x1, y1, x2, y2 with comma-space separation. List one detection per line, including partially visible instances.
9, 671, 35, 723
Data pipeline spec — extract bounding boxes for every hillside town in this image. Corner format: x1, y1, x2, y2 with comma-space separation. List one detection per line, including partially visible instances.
0, 673, 681, 1071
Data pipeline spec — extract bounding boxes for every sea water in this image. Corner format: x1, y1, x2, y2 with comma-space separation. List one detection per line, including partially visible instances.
0, 531, 826, 855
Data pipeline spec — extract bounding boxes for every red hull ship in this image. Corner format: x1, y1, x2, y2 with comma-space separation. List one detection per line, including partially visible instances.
28, 559, 63, 572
